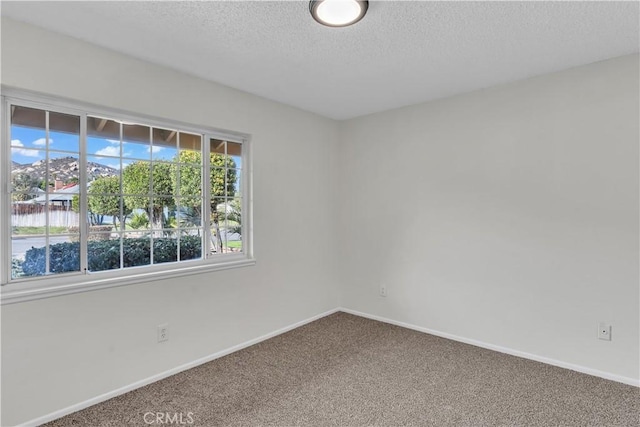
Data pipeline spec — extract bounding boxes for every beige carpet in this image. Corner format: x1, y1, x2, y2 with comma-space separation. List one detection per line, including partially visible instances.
45, 312, 639, 426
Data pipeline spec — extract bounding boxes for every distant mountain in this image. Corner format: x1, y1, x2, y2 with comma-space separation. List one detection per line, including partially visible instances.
11, 156, 119, 183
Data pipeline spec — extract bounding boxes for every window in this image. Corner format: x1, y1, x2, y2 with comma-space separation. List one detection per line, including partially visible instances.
1, 91, 253, 303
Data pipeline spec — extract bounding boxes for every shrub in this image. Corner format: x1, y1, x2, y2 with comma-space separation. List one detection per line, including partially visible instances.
129, 212, 149, 230
11, 258, 24, 278
21, 235, 202, 276
22, 241, 81, 276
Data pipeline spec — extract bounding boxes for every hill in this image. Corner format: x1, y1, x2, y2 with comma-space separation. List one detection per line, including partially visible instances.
11, 156, 119, 183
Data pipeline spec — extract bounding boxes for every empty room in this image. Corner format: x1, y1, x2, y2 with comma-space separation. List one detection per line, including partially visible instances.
1, 1, 638, 426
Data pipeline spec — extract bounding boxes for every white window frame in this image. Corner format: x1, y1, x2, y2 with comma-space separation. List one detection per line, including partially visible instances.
0, 87, 254, 304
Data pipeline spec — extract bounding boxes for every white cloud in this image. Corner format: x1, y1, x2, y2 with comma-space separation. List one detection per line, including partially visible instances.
11, 140, 41, 157
148, 146, 164, 153
95, 145, 132, 158
95, 146, 120, 156
106, 139, 121, 145
32, 137, 50, 146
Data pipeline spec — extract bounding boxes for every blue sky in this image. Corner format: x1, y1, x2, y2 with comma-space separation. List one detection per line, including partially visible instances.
11, 125, 78, 164
11, 125, 242, 171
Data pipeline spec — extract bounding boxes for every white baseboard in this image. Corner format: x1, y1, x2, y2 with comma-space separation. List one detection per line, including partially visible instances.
18, 305, 638, 426
339, 307, 640, 388
20, 308, 340, 427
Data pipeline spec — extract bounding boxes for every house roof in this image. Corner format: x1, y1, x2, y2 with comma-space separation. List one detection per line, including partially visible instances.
31, 184, 79, 204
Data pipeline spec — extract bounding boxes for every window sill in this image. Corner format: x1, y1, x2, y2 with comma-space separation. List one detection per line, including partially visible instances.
1, 257, 256, 305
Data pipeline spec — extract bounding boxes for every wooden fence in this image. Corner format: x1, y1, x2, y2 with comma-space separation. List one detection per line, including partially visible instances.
12, 205, 80, 228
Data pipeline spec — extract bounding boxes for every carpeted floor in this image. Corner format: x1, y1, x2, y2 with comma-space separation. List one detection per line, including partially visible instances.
45, 312, 639, 426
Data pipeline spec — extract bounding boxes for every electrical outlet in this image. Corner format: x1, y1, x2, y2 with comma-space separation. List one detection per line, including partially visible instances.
379, 284, 387, 297
158, 323, 169, 343
598, 322, 611, 341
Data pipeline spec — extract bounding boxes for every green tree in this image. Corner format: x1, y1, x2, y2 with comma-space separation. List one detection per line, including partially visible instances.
72, 176, 129, 226
129, 211, 149, 229
122, 162, 174, 229
88, 176, 128, 227
11, 173, 40, 201
171, 152, 236, 252
224, 198, 242, 236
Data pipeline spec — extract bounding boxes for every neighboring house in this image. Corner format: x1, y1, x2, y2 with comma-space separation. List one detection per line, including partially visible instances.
30, 182, 79, 208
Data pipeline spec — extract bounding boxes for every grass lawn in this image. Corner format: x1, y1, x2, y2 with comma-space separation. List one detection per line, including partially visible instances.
227, 240, 242, 249
12, 226, 68, 235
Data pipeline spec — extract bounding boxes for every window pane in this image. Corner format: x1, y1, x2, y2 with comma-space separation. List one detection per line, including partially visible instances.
88, 117, 122, 157
9, 106, 83, 280
176, 199, 201, 228
209, 139, 242, 169
88, 116, 120, 140
210, 138, 225, 155
48, 194, 80, 232
10, 106, 46, 150
225, 168, 240, 198
179, 132, 202, 164
49, 111, 80, 153
15, 237, 80, 277
88, 234, 121, 272
151, 163, 174, 196
179, 233, 202, 261
210, 167, 227, 198
48, 152, 80, 193
87, 195, 121, 227
151, 197, 176, 230
12, 236, 42, 277
177, 164, 202, 197
210, 153, 226, 169
153, 236, 178, 264
210, 198, 226, 255
11, 201, 46, 232
235, 169, 242, 196
123, 124, 151, 160
218, 198, 241, 254
88, 139, 120, 158
48, 208, 78, 233
11, 146, 45, 200
87, 155, 121, 181
127, 209, 150, 231
123, 233, 150, 268
49, 239, 80, 274
152, 128, 178, 162
88, 175, 121, 195
227, 141, 242, 169
11, 163, 46, 199
122, 161, 151, 196
225, 198, 242, 253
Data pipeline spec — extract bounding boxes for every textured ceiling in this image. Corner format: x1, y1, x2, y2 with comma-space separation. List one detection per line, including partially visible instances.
2, 1, 639, 120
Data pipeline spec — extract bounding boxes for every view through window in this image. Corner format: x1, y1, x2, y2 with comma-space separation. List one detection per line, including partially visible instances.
8, 102, 247, 283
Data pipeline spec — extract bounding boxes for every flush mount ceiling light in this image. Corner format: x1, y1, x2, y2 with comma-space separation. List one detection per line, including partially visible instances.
309, 0, 369, 27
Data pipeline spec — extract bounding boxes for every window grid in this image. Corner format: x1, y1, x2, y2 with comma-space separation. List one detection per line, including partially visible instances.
44, 111, 50, 275
82, 123, 207, 272
10, 108, 83, 277
6, 98, 247, 285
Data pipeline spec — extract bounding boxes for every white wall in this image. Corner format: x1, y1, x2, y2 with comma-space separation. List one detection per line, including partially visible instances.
338, 54, 639, 383
2, 17, 638, 427
1, 19, 340, 426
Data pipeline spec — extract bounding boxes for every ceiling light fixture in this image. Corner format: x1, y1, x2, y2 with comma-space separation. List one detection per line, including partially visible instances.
309, 0, 369, 27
